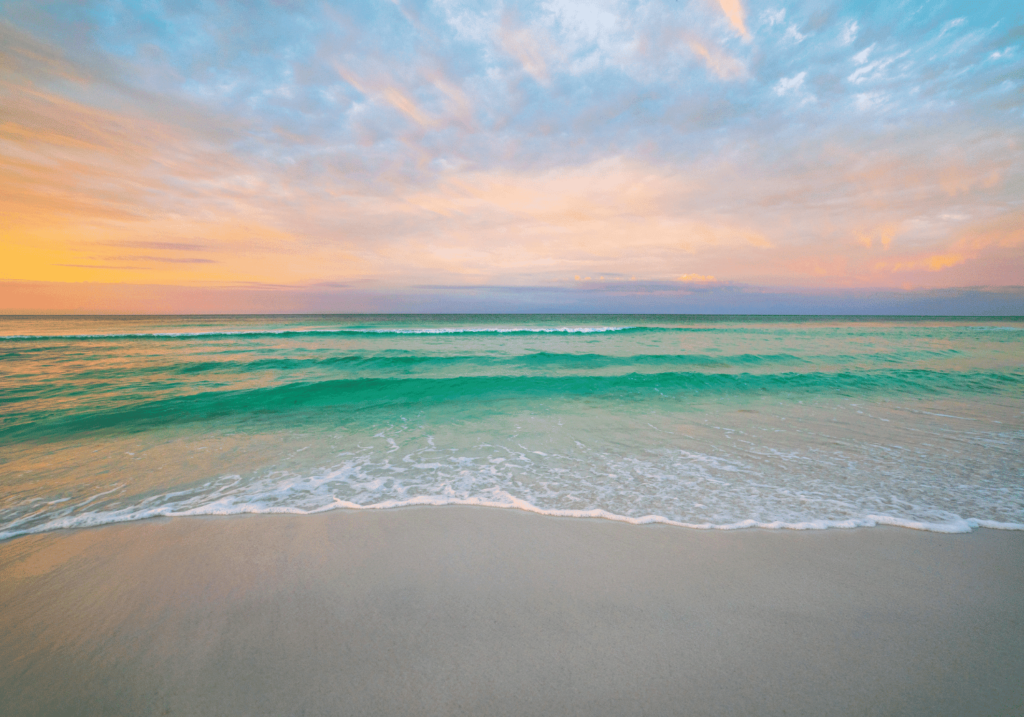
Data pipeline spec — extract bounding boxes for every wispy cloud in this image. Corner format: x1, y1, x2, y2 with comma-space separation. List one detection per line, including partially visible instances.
686, 39, 748, 80
0, 0, 1021, 311
103, 241, 211, 252
839, 20, 858, 46
774, 71, 806, 96
715, 0, 749, 39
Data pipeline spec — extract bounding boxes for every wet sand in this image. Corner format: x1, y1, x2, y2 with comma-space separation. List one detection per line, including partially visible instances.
1, 506, 1022, 716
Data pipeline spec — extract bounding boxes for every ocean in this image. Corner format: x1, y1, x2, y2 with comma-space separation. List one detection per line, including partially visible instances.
1, 314, 1022, 539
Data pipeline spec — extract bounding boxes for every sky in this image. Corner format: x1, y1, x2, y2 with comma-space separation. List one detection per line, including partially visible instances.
1, 0, 1022, 313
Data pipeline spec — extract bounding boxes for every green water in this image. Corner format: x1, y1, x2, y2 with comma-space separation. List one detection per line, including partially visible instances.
1, 315, 1022, 537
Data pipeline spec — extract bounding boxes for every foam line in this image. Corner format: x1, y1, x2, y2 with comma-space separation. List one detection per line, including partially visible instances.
3, 494, 1021, 542
0, 326, 649, 340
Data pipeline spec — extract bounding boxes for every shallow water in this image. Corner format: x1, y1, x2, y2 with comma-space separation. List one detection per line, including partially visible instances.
1, 314, 1022, 538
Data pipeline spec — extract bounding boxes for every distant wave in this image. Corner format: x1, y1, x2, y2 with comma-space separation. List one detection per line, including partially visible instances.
4, 323, 1020, 342
3, 368, 1021, 444
146, 351, 816, 375
13, 349, 971, 381
171, 348, 970, 373
0, 326, 666, 341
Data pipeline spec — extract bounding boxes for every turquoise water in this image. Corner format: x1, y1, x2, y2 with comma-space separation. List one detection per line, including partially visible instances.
1, 315, 1022, 538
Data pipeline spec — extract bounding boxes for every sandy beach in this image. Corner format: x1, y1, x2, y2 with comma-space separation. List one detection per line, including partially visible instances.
1, 507, 1022, 716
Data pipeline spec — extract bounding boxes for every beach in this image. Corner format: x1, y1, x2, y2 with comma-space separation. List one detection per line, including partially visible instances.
2, 507, 1022, 716
4, 0, 1023, 705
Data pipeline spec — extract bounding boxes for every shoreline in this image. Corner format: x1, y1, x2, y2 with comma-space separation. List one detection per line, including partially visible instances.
6, 496, 1023, 542
3, 506, 1023, 716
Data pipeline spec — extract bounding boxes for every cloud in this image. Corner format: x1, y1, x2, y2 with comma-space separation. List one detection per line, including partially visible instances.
854, 91, 884, 111
0, 0, 1020, 308
839, 21, 858, 46
783, 25, 807, 44
937, 17, 967, 41
381, 87, 435, 127
6, 280, 1021, 315
773, 71, 814, 105
874, 253, 967, 273
774, 71, 806, 96
500, 12, 551, 84
761, 9, 785, 27
856, 225, 897, 250
715, 0, 749, 39
852, 44, 874, 64
103, 241, 210, 251
106, 256, 218, 264
686, 40, 747, 80
848, 51, 908, 84
0, 20, 91, 84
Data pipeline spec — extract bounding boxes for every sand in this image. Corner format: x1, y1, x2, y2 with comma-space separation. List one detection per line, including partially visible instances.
1, 506, 1022, 716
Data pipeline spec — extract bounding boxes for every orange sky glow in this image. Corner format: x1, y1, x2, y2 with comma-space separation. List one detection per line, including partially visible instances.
1, 0, 1022, 313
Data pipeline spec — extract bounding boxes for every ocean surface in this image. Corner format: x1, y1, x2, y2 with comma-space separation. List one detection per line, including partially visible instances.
1, 314, 1022, 539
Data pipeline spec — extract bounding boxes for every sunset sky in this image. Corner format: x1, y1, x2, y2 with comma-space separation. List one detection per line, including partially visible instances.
1, 0, 1022, 313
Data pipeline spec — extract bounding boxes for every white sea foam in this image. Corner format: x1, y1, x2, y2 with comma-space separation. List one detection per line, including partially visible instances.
2, 491, 1022, 542
4, 397, 1023, 541
0, 326, 638, 340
